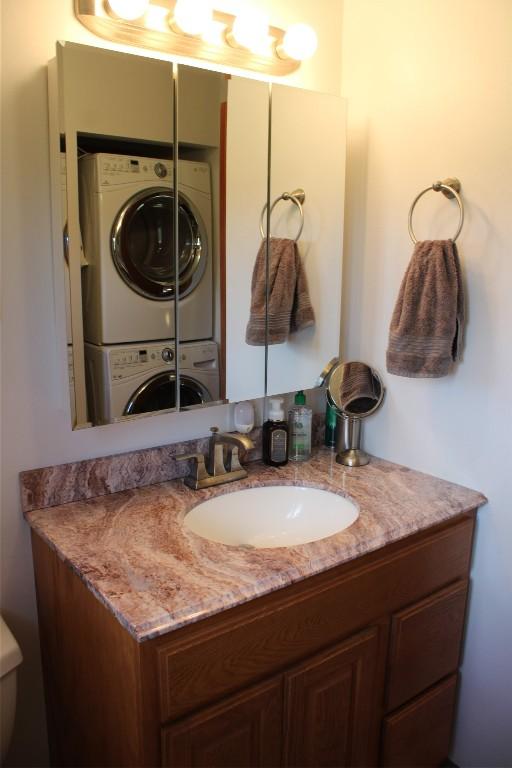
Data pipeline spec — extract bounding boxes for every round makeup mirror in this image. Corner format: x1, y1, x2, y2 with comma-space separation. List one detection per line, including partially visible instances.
326, 361, 385, 467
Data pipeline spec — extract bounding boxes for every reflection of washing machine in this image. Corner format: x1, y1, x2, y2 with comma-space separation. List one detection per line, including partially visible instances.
85, 340, 220, 425
79, 153, 212, 345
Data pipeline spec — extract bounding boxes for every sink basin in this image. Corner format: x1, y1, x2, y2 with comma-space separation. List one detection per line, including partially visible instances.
184, 485, 359, 549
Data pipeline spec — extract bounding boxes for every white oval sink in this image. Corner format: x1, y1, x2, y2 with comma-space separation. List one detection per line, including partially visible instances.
184, 486, 359, 549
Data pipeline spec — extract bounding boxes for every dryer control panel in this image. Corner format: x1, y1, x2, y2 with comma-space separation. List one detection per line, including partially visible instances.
80, 153, 210, 194
97, 155, 173, 186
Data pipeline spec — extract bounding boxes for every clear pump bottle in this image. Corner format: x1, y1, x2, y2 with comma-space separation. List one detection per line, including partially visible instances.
288, 390, 312, 462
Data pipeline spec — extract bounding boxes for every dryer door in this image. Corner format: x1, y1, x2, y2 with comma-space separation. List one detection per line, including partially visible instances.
123, 372, 212, 415
112, 187, 207, 301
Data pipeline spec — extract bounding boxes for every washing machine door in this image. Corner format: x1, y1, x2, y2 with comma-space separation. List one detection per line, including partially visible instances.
111, 187, 207, 301
123, 372, 212, 415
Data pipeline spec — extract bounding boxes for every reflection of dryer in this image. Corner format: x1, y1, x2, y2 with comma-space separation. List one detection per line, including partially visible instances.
79, 153, 212, 345
84, 340, 220, 425
61, 154, 73, 345
61, 154, 86, 343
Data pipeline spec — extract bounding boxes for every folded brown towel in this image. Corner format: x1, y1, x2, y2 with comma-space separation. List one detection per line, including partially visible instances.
246, 237, 315, 346
339, 362, 378, 414
387, 239, 464, 378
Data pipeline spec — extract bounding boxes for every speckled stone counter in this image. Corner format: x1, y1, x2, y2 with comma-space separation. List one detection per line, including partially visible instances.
24, 449, 486, 642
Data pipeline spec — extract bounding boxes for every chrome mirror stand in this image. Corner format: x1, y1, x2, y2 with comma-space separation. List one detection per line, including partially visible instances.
323, 360, 385, 468
336, 415, 369, 467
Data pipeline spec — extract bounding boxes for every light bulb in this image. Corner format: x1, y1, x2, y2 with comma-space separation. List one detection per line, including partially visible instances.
279, 23, 318, 61
172, 0, 213, 36
230, 8, 269, 52
106, 0, 149, 21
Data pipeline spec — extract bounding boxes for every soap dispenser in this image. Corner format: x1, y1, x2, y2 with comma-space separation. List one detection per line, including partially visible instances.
262, 398, 289, 467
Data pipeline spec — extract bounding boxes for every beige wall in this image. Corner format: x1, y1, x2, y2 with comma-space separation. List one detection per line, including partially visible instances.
0, 1, 343, 765
340, 1, 512, 765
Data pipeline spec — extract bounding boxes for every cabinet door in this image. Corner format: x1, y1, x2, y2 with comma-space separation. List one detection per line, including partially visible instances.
284, 627, 380, 768
161, 677, 282, 767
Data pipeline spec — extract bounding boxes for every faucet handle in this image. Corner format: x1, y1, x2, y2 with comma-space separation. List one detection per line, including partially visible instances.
210, 426, 219, 435
175, 453, 209, 483
212, 444, 226, 476
230, 446, 243, 472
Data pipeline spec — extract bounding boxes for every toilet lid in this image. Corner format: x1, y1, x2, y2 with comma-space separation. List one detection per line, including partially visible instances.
0, 616, 22, 677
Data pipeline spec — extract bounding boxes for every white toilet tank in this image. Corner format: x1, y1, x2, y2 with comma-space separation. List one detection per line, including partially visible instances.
0, 616, 23, 763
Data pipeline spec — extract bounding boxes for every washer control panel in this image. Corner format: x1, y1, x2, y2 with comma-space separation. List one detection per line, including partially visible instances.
108, 342, 218, 381
110, 346, 176, 381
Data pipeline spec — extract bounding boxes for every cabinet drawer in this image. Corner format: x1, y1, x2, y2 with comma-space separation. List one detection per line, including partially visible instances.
381, 675, 458, 767
386, 580, 468, 710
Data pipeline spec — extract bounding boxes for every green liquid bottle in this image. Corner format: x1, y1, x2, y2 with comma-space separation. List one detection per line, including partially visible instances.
288, 391, 312, 462
325, 401, 338, 448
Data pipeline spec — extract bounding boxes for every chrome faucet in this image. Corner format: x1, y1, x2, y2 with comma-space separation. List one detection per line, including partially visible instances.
176, 427, 255, 490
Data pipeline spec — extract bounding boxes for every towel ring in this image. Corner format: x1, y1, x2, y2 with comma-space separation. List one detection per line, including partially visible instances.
408, 178, 464, 244
260, 189, 305, 242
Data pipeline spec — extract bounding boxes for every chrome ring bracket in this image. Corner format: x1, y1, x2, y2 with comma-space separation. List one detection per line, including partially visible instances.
260, 188, 305, 242
408, 178, 464, 244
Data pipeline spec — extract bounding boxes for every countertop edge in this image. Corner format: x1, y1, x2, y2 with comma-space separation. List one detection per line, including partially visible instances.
27, 489, 484, 643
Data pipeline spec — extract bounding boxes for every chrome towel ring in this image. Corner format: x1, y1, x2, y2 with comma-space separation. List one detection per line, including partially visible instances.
260, 188, 305, 242
408, 177, 464, 243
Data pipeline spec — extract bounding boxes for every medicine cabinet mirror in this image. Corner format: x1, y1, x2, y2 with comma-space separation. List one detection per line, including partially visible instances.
50, 41, 345, 429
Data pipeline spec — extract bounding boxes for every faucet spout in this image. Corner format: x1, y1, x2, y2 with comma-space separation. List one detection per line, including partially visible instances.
208, 427, 254, 474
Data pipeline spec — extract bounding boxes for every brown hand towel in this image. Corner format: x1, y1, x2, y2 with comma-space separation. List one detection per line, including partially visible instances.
246, 237, 315, 346
386, 239, 465, 377
339, 362, 378, 414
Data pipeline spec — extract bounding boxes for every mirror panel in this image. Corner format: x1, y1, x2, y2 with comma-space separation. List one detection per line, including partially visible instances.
225, 77, 270, 402
55, 42, 177, 427
51, 42, 345, 430
266, 84, 346, 397
176, 67, 269, 409
176, 65, 225, 411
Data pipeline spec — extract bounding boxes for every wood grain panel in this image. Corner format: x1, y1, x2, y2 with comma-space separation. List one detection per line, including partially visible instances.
386, 580, 468, 710
284, 627, 380, 768
31, 533, 151, 767
381, 675, 458, 767
161, 677, 282, 767
156, 515, 474, 721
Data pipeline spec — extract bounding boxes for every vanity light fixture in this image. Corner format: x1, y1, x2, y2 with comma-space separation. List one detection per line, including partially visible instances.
170, 0, 213, 37
227, 8, 270, 54
75, 0, 318, 76
278, 23, 318, 62
106, 0, 150, 21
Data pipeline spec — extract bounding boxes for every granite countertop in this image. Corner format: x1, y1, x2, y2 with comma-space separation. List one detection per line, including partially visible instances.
25, 449, 486, 643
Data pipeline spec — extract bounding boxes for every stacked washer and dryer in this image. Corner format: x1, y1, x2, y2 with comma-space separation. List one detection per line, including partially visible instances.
79, 153, 219, 424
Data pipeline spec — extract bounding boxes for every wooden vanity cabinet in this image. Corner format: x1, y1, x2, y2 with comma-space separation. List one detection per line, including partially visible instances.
31, 510, 476, 768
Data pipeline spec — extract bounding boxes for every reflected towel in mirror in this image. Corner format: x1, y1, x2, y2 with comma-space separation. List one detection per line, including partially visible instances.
246, 237, 315, 345
339, 362, 379, 414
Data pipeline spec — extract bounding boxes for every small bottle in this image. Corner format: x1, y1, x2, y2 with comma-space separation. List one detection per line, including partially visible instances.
324, 401, 338, 448
234, 401, 254, 434
288, 390, 312, 462
262, 398, 289, 467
